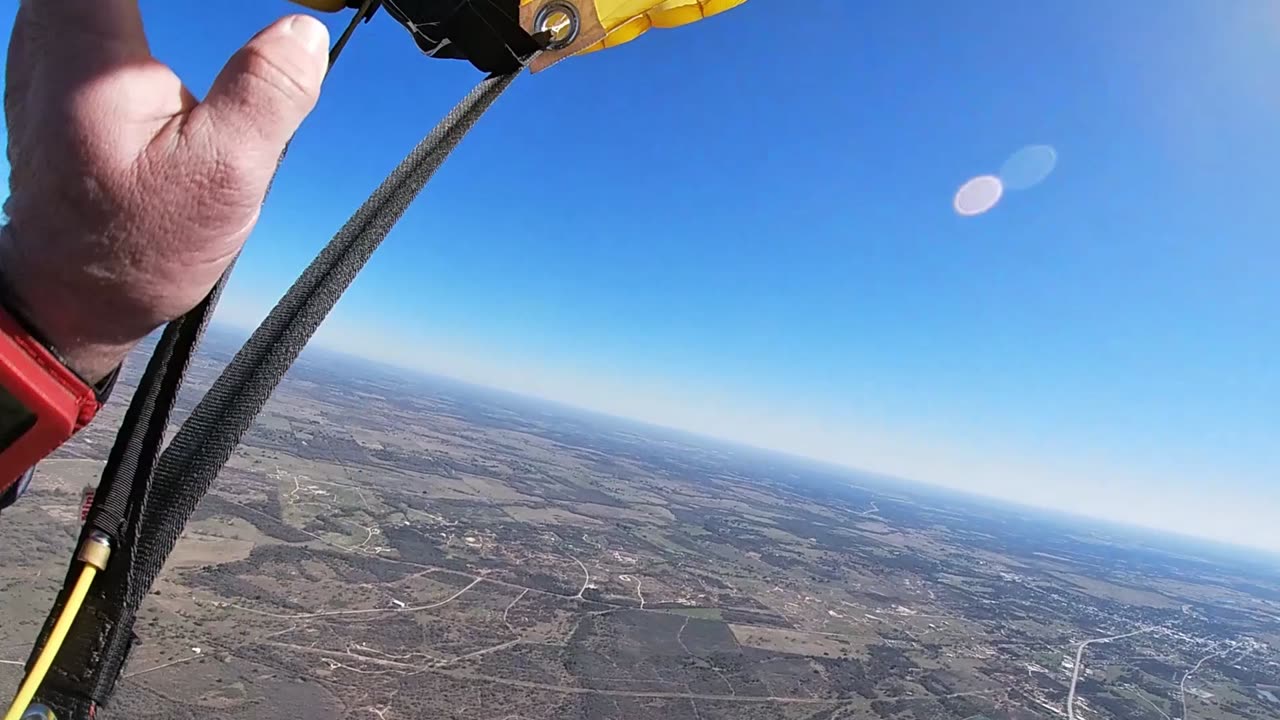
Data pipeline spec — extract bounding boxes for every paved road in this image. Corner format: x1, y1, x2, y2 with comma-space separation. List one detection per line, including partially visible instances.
1181, 642, 1238, 720
1066, 626, 1159, 720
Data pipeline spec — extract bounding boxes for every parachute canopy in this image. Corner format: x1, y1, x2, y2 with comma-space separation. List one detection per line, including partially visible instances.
531, 1, 749, 62
293, 0, 748, 73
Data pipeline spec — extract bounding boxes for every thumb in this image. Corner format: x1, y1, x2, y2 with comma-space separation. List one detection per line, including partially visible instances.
193, 15, 329, 163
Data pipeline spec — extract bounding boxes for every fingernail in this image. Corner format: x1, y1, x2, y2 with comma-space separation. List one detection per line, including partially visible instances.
285, 14, 329, 57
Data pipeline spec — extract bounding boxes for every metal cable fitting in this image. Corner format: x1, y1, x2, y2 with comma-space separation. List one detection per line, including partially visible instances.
74, 531, 111, 572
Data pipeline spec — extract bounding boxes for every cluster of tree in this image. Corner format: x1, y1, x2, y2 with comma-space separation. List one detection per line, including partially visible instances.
871, 697, 949, 720
379, 525, 469, 572
1086, 692, 1147, 719
187, 566, 306, 613
195, 496, 314, 544
471, 641, 565, 679
300, 513, 350, 539
719, 608, 792, 628
863, 644, 917, 683
811, 655, 878, 699
1224, 697, 1272, 718
358, 442, 449, 475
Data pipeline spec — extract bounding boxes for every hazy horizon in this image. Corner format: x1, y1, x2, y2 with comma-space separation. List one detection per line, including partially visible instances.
205, 318, 1280, 560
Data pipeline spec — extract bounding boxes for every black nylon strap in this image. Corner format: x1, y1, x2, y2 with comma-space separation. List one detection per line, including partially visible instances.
32, 66, 524, 719
129, 66, 522, 617
25, 301, 218, 719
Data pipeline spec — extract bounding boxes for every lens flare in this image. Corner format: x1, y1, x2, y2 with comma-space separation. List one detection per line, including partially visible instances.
953, 175, 1004, 216
999, 144, 1057, 191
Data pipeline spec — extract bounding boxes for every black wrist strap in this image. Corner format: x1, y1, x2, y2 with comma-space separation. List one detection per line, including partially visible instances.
0, 267, 122, 406
88, 364, 120, 406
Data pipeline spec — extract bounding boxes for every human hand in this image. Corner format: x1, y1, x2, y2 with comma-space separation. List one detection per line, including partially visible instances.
0, 1, 330, 381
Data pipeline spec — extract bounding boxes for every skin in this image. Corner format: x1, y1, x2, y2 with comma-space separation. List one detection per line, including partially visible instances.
0, 0, 331, 382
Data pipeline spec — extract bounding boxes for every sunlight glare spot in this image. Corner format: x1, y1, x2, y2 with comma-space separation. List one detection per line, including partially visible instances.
953, 175, 1004, 217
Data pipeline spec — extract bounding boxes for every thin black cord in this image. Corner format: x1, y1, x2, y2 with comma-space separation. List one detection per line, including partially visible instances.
329, 0, 377, 66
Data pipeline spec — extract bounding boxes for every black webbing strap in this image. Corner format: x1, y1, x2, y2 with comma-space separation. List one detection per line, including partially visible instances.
30, 46, 526, 720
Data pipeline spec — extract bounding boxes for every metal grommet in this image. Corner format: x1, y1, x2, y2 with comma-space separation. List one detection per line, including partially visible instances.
534, 1, 579, 50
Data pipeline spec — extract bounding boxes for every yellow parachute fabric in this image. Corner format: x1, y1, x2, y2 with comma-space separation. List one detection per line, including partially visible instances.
553, 0, 748, 55
516, 0, 748, 70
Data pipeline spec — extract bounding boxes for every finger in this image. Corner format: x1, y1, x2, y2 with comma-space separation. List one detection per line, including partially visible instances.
23, 0, 151, 64
190, 14, 329, 168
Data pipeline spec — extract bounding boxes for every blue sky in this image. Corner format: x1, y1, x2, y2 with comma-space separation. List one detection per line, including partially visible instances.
3, 1, 1278, 551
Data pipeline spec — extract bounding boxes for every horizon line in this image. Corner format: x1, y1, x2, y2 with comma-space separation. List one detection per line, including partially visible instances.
202, 320, 1280, 562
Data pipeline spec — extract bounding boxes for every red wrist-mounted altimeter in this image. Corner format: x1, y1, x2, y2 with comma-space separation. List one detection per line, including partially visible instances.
0, 299, 116, 503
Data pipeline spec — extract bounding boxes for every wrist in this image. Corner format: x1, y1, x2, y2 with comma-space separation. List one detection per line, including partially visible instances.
0, 224, 149, 383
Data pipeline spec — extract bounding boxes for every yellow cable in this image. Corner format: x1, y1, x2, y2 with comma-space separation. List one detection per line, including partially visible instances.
3, 564, 98, 720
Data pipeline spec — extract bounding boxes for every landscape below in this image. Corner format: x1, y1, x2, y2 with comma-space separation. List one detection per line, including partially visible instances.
2, 329, 1277, 720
